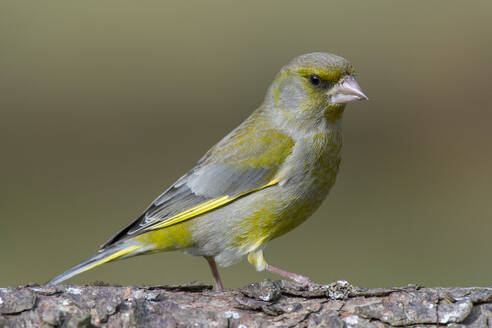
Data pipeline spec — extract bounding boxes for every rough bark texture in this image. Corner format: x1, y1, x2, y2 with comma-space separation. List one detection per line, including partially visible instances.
0, 280, 491, 327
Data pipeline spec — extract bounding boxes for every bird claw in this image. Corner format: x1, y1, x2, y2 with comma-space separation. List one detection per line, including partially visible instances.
292, 274, 313, 287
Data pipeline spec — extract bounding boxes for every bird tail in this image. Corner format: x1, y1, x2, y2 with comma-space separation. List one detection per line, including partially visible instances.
47, 242, 142, 285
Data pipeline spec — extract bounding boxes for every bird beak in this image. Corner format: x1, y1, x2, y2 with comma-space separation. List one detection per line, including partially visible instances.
327, 75, 368, 104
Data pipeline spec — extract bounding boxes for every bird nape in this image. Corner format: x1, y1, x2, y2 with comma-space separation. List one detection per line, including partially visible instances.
48, 52, 368, 291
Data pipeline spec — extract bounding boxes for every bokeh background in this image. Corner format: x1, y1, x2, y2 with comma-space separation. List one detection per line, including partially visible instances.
1, 1, 491, 289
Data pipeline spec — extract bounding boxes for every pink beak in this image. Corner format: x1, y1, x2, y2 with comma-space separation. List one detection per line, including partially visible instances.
328, 75, 368, 104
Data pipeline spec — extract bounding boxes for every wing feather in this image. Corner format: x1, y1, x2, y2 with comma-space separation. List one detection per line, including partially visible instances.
102, 109, 294, 248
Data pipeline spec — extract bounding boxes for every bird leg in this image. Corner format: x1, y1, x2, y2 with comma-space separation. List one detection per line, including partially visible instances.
248, 249, 313, 287
204, 256, 224, 291
266, 264, 312, 286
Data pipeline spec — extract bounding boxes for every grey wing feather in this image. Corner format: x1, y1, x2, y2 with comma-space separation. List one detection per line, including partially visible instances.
102, 163, 277, 248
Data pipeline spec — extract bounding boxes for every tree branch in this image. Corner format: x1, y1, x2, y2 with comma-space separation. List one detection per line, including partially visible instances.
1, 280, 491, 327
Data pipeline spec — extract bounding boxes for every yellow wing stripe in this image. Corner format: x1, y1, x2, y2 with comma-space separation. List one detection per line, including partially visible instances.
145, 178, 280, 231
83, 245, 141, 272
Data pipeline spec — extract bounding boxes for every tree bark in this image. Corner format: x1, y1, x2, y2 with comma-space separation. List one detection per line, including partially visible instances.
0, 280, 491, 327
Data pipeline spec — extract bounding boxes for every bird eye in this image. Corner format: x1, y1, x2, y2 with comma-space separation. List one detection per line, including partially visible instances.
308, 74, 321, 87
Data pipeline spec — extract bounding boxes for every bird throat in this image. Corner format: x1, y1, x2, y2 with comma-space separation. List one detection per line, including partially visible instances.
324, 104, 345, 123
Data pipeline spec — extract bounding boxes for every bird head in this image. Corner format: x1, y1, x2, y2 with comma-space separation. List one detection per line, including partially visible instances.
265, 52, 368, 124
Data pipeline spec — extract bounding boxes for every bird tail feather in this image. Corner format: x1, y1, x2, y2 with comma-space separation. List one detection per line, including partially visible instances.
47, 242, 141, 285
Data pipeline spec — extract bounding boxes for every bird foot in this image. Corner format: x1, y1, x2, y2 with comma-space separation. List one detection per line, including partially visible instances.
291, 274, 313, 287
266, 264, 313, 288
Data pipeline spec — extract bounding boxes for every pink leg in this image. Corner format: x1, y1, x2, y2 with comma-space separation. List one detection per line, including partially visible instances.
266, 264, 312, 286
205, 257, 224, 291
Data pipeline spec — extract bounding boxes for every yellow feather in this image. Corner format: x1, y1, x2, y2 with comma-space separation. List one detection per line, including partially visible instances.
83, 245, 140, 272
145, 178, 280, 231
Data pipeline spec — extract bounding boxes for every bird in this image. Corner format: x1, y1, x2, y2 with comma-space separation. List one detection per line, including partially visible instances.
48, 52, 368, 290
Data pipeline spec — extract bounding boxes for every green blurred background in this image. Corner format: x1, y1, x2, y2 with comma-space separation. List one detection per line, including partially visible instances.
1, 1, 491, 289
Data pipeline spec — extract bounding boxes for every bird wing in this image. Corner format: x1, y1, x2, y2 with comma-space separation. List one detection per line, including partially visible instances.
102, 112, 294, 248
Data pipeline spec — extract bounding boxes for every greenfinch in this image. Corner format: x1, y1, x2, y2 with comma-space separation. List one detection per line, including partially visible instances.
48, 52, 367, 290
